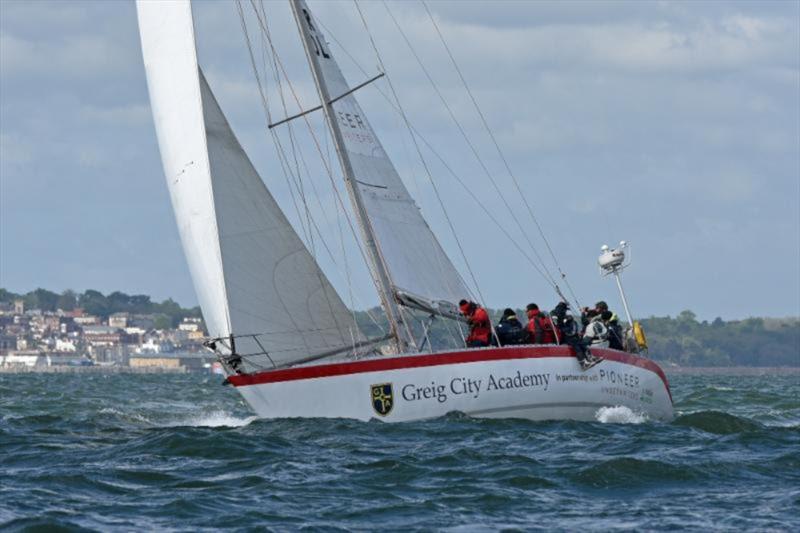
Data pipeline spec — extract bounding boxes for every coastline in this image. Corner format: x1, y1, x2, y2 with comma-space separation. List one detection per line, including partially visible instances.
1, 365, 797, 376
664, 366, 800, 376
0, 365, 188, 374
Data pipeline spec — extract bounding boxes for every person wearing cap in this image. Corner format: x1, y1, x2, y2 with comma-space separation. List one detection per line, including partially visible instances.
525, 303, 556, 344
495, 308, 526, 346
459, 299, 492, 347
595, 301, 619, 323
581, 300, 614, 329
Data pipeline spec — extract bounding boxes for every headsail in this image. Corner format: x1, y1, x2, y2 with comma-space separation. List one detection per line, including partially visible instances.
291, 0, 472, 319
137, 0, 364, 369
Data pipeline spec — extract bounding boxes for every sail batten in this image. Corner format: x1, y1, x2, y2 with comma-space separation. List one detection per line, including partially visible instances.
137, 0, 363, 369
292, 0, 471, 320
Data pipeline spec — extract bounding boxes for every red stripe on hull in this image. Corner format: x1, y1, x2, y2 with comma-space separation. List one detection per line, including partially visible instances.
228, 345, 672, 402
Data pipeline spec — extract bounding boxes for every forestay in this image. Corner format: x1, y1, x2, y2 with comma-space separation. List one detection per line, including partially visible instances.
294, 0, 472, 316
137, 0, 363, 369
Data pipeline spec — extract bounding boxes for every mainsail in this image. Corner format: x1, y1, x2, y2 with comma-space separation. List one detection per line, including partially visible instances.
291, 0, 472, 319
137, 0, 363, 369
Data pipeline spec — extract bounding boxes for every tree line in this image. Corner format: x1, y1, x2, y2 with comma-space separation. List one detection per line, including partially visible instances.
638, 310, 798, 367
2, 289, 797, 366
355, 307, 799, 367
0, 288, 201, 329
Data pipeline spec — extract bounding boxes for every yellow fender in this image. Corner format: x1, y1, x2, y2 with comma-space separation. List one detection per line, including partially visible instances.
633, 321, 648, 350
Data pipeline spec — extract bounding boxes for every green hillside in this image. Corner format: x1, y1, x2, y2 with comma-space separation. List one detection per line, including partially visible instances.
2, 289, 797, 366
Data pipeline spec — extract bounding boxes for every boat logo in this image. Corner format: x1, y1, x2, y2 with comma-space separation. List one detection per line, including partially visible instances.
370, 383, 394, 416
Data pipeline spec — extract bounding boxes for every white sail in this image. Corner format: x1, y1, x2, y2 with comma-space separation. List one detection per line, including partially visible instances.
294, 0, 472, 316
137, 0, 363, 369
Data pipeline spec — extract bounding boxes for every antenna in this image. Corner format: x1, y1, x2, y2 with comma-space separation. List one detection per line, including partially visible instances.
598, 241, 635, 327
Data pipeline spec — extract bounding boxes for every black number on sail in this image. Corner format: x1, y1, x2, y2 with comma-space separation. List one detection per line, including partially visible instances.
302, 9, 330, 59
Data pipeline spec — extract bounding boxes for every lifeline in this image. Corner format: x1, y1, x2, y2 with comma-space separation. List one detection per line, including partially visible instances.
486, 370, 550, 392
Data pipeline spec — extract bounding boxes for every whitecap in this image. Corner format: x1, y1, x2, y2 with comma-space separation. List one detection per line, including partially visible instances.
98, 407, 154, 425
595, 406, 648, 424
173, 410, 257, 428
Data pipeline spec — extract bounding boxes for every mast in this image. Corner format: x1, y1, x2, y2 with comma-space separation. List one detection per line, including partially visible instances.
289, 0, 410, 351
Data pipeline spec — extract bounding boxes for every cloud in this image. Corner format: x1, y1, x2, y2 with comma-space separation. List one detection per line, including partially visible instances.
0, 132, 32, 165
0, 0, 797, 319
396, 13, 797, 75
79, 104, 151, 127
0, 33, 132, 79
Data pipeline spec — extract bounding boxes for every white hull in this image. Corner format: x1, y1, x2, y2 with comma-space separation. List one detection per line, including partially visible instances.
229, 345, 673, 422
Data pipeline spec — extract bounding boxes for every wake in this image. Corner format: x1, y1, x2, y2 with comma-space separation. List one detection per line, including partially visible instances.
595, 405, 648, 424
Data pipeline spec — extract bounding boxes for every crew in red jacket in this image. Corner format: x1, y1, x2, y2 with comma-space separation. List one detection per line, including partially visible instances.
526, 303, 557, 344
459, 299, 491, 347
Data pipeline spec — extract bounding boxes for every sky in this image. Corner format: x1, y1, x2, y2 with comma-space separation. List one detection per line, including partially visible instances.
1, 0, 798, 321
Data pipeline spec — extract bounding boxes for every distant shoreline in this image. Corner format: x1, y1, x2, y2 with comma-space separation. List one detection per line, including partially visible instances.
0, 365, 189, 374
1, 365, 797, 376
664, 366, 800, 376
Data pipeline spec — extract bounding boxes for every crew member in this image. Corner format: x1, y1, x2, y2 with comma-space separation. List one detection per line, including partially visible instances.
551, 301, 601, 370
525, 303, 556, 344
595, 301, 624, 348
495, 308, 526, 346
602, 310, 624, 350
595, 301, 622, 325
583, 313, 609, 348
459, 299, 491, 348
580, 307, 598, 329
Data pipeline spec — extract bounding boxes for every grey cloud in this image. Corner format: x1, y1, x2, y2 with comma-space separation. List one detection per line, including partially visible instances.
0, 0, 798, 319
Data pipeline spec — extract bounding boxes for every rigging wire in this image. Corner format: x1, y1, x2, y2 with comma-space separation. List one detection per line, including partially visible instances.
249, 0, 387, 333
250, 1, 315, 252
253, 0, 341, 265
420, 0, 581, 309
382, 1, 561, 292
240, 1, 577, 352
353, 0, 489, 311
236, 0, 385, 335
315, 13, 564, 297
253, 0, 384, 334
233, 0, 322, 355
257, 5, 386, 337
244, 1, 386, 306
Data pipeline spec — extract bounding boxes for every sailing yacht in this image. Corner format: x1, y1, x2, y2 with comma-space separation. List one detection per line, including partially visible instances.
136, 0, 673, 422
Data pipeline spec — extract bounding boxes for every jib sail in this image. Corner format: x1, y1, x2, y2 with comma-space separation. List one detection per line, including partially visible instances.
137, 0, 363, 370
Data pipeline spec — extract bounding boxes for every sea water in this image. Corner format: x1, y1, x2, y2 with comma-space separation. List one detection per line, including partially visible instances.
1, 372, 798, 531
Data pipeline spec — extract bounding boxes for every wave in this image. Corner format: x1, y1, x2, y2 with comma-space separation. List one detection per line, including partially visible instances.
171, 410, 258, 428
574, 457, 697, 487
1, 517, 87, 532
98, 407, 257, 428
673, 410, 763, 434
595, 406, 648, 424
99, 407, 155, 426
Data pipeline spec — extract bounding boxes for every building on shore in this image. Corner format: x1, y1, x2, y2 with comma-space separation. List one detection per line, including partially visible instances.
128, 353, 216, 372
0, 303, 210, 371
